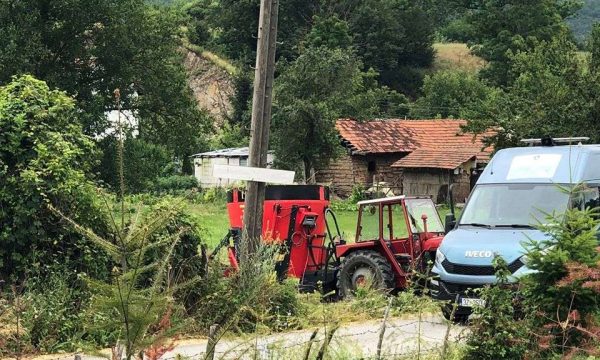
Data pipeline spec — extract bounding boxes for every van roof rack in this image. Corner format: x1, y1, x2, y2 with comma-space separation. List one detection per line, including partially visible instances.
521, 136, 590, 147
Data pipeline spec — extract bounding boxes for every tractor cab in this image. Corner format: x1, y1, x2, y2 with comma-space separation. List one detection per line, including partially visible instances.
335, 196, 444, 297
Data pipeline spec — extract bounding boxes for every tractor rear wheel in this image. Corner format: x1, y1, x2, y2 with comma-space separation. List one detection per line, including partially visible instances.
337, 250, 395, 298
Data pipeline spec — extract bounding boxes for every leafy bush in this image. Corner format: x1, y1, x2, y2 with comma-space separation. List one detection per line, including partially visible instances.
410, 70, 493, 119
0, 75, 112, 281
192, 245, 303, 334
53, 192, 205, 358
438, 18, 476, 43
21, 270, 90, 353
521, 191, 600, 358
464, 257, 529, 360
154, 175, 199, 193
349, 185, 365, 204
98, 137, 174, 193
202, 187, 227, 203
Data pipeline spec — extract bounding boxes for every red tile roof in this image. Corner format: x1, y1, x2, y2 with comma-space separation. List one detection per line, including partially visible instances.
336, 119, 492, 169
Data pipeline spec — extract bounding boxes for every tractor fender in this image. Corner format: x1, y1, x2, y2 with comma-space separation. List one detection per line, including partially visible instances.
422, 235, 443, 252
335, 241, 379, 259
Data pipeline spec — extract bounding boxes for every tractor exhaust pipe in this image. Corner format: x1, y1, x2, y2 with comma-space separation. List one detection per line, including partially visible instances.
448, 183, 455, 216
444, 184, 457, 234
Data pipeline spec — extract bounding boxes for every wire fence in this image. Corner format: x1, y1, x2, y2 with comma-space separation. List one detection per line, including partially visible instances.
23, 317, 467, 360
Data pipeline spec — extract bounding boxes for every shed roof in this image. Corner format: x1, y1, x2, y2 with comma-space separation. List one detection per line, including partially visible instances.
191, 147, 250, 158
336, 119, 492, 169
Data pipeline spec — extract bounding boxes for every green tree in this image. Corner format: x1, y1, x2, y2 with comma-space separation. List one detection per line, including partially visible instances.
0, 76, 111, 280
346, 0, 435, 95
303, 15, 353, 51
98, 137, 173, 193
465, 0, 581, 86
410, 70, 493, 119
272, 47, 408, 181
194, 0, 320, 64
463, 34, 600, 149
0, 0, 211, 160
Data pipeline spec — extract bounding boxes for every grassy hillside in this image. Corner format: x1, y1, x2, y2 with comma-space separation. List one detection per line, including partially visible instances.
432, 43, 485, 73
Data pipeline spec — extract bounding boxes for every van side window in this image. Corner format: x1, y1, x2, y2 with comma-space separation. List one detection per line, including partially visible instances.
574, 187, 600, 214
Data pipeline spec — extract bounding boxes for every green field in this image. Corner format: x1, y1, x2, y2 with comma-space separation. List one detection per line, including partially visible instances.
188, 201, 453, 248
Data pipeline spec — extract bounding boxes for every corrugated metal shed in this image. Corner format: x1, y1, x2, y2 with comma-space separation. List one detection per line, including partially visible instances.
191, 147, 274, 187
191, 147, 251, 158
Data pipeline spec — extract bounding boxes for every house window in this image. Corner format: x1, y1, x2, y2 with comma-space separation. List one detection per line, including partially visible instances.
240, 158, 248, 167
368, 161, 377, 172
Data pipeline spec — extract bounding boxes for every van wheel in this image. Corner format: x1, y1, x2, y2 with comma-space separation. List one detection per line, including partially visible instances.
337, 250, 394, 299
441, 304, 469, 324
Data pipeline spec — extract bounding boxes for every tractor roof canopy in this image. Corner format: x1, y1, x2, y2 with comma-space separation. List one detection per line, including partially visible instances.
357, 195, 432, 206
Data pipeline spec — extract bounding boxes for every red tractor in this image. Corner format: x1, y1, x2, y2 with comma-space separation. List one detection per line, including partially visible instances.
215, 185, 444, 297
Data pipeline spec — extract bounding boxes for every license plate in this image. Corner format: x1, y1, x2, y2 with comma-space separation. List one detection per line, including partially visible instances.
460, 298, 486, 307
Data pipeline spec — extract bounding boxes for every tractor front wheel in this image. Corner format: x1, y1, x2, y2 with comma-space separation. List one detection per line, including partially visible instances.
337, 250, 394, 298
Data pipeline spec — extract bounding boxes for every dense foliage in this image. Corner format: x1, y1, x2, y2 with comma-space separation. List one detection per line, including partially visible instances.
344, 0, 435, 95
465, 257, 528, 359
464, 0, 581, 87
272, 46, 408, 181
186, 0, 436, 95
98, 137, 198, 194
464, 31, 600, 149
410, 70, 493, 119
0, 76, 111, 281
0, 0, 211, 160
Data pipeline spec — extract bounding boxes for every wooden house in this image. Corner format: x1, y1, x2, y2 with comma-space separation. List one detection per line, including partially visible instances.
315, 119, 491, 203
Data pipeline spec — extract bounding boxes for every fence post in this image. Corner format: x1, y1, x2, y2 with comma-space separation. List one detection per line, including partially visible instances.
205, 324, 218, 360
303, 329, 319, 360
316, 324, 339, 360
377, 297, 393, 360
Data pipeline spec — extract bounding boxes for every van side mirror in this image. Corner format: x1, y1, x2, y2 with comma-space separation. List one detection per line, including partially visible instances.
445, 213, 456, 234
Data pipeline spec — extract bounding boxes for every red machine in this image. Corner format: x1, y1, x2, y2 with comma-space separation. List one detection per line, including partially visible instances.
216, 185, 444, 296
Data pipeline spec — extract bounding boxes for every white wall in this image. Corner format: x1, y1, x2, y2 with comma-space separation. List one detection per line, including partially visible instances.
194, 154, 276, 188
194, 157, 243, 188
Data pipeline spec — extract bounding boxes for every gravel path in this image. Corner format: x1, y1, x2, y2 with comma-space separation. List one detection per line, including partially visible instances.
34, 315, 466, 360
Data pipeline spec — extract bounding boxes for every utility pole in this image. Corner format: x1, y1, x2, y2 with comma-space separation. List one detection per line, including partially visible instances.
242, 0, 279, 258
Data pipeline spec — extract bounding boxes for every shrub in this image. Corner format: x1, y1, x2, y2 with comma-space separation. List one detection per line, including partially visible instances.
52, 191, 205, 359
439, 18, 476, 43
202, 187, 227, 203
464, 256, 529, 360
522, 190, 600, 358
192, 245, 303, 334
98, 137, 174, 193
21, 270, 90, 353
0, 75, 112, 282
410, 70, 492, 119
154, 175, 199, 194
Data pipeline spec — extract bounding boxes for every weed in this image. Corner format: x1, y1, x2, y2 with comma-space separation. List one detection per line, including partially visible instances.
464, 256, 529, 360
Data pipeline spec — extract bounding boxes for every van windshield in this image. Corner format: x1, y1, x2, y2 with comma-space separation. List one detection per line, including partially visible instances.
459, 184, 569, 228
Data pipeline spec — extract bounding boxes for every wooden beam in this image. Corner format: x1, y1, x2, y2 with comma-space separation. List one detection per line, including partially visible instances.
213, 165, 294, 184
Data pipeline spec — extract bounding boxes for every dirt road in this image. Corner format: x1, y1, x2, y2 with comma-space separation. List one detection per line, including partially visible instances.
34, 315, 465, 360
164, 315, 465, 359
